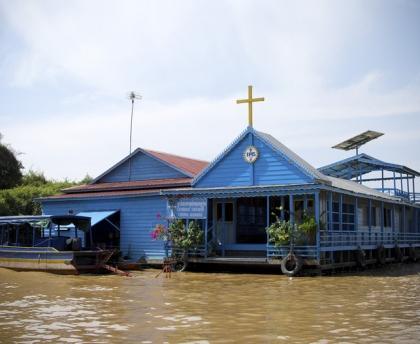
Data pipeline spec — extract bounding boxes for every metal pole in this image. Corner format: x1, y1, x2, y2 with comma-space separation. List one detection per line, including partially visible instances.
128, 98, 134, 182
381, 168, 384, 192
412, 177, 416, 203
407, 174, 410, 200
393, 171, 396, 196
400, 173, 403, 193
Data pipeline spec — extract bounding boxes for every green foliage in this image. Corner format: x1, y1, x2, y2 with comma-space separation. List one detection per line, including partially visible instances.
0, 134, 90, 216
80, 174, 93, 184
21, 170, 47, 186
0, 140, 23, 189
266, 219, 294, 246
0, 181, 75, 216
266, 208, 319, 246
297, 212, 317, 244
167, 219, 203, 250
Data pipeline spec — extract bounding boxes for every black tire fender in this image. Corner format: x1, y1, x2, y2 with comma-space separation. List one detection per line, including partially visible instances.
394, 244, 403, 263
376, 244, 386, 265
356, 247, 366, 268
281, 253, 303, 277
172, 258, 188, 272
409, 246, 417, 262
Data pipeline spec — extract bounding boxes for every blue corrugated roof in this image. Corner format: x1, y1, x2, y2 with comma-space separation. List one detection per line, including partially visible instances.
76, 210, 118, 226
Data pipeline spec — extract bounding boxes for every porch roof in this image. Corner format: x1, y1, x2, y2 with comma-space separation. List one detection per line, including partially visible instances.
161, 178, 404, 203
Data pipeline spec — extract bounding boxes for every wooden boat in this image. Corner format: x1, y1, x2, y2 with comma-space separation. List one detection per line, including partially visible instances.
0, 215, 114, 274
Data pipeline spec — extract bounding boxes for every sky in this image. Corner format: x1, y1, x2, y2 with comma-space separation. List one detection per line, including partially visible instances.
0, 0, 420, 189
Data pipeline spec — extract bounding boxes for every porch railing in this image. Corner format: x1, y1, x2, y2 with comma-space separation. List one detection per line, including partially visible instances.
266, 244, 317, 259
320, 230, 420, 248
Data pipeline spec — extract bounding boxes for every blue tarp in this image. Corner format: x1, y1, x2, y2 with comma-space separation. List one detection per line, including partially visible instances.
76, 210, 118, 227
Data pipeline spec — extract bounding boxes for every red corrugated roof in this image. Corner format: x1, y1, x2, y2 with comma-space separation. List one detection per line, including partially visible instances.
63, 178, 192, 194
42, 189, 160, 200
145, 149, 208, 176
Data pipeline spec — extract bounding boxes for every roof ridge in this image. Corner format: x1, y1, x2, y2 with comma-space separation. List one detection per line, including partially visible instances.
144, 148, 209, 163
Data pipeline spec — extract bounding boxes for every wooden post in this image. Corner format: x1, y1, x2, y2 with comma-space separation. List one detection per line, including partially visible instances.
368, 199, 372, 244
89, 222, 93, 249
204, 218, 208, 258
15, 225, 19, 245
381, 201, 384, 243
281, 196, 285, 221
315, 192, 320, 261
354, 196, 359, 232
222, 203, 225, 257
48, 224, 52, 247
403, 205, 406, 235
339, 194, 343, 231
328, 191, 333, 231
266, 196, 270, 247
392, 204, 395, 241
289, 194, 295, 225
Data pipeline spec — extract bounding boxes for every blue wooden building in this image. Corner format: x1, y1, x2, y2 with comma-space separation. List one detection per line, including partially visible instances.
40, 87, 420, 273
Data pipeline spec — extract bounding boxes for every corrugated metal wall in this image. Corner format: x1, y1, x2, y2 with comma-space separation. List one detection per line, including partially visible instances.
196, 133, 311, 188
98, 152, 186, 183
42, 196, 167, 260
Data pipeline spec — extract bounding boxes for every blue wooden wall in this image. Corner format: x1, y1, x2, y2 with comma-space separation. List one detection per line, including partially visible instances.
98, 152, 186, 183
195, 132, 312, 188
42, 196, 167, 260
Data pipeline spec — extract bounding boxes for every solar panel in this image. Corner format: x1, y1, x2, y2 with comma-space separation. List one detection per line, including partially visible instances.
332, 130, 384, 151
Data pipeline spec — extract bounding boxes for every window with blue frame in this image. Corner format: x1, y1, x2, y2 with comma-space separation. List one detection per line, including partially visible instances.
331, 201, 355, 231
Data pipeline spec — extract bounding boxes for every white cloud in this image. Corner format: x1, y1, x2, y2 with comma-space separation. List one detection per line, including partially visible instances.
0, 0, 419, 190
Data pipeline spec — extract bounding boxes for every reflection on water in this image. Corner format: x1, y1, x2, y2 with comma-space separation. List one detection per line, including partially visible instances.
1, 264, 420, 343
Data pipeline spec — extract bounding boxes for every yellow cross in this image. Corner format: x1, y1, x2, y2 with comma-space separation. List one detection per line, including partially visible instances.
236, 85, 265, 128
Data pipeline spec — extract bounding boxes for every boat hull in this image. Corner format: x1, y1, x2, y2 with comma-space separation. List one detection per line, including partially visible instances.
0, 246, 112, 274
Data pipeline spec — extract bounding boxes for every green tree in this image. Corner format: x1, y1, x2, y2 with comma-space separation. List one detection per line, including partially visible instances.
0, 134, 23, 189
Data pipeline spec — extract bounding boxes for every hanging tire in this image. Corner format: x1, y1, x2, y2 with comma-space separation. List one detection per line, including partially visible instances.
356, 247, 366, 268
393, 244, 403, 263
409, 246, 417, 262
172, 258, 188, 272
376, 244, 386, 265
281, 253, 303, 277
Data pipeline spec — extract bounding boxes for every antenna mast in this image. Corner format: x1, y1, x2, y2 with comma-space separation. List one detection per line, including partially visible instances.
128, 91, 142, 181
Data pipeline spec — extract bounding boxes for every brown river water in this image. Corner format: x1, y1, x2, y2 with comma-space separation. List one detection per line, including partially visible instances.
0, 265, 420, 344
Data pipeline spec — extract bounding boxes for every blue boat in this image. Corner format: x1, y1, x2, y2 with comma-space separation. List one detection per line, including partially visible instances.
0, 215, 114, 274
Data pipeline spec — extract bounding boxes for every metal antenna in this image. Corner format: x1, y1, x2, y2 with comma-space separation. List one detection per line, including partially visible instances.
128, 91, 142, 181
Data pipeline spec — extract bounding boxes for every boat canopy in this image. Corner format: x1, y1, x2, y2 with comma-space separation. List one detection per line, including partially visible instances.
0, 215, 92, 231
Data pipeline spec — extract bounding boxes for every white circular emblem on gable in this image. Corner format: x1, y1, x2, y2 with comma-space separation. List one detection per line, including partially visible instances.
243, 146, 259, 164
